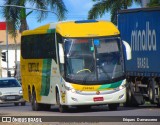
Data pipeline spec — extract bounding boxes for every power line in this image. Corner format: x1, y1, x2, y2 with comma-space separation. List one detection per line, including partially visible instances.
0, 4, 60, 20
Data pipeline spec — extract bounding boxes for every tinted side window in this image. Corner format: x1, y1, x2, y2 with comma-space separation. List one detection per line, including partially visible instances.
21, 34, 57, 62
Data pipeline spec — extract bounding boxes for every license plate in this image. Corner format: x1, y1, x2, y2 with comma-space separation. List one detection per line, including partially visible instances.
7, 96, 15, 100
93, 97, 104, 102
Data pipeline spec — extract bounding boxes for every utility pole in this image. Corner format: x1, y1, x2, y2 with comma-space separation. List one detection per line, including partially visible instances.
6, 22, 9, 77
0, 45, 2, 77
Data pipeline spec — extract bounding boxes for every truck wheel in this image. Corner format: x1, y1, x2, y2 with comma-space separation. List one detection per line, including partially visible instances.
157, 86, 160, 107
157, 98, 160, 107
31, 90, 41, 111
149, 85, 155, 104
108, 104, 119, 111
124, 82, 133, 107
56, 92, 68, 113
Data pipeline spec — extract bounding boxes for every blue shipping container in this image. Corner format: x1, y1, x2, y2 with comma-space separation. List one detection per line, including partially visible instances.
118, 8, 160, 76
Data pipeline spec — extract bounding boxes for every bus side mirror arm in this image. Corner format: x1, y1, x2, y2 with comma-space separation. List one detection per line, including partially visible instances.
59, 43, 64, 64
122, 40, 132, 60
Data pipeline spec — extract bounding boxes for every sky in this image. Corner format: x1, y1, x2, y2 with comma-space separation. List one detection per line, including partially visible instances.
0, 0, 140, 30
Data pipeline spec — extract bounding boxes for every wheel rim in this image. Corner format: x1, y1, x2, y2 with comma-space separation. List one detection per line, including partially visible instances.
149, 87, 153, 101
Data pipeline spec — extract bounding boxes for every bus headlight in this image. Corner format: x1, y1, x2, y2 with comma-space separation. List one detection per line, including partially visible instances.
114, 80, 126, 90
71, 88, 76, 93
64, 84, 77, 93
119, 84, 126, 90
64, 84, 71, 91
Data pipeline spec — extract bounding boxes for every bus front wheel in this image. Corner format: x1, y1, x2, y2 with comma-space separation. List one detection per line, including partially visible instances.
56, 92, 68, 113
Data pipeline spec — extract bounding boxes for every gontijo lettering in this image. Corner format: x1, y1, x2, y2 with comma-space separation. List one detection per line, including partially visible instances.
28, 63, 39, 72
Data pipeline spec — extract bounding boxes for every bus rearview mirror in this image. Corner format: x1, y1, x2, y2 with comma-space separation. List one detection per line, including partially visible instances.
122, 40, 132, 60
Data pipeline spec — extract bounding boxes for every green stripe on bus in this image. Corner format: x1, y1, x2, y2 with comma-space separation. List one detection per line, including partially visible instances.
40, 59, 52, 96
98, 80, 123, 90
47, 29, 55, 33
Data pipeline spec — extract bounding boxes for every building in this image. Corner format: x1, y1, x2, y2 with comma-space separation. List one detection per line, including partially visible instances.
0, 22, 21, 77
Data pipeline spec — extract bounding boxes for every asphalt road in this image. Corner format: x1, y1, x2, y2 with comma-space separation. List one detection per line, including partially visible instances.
0, 103, 160, 116
0, 103, 160, 125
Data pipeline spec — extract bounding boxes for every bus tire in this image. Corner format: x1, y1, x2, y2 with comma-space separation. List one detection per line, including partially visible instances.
125, 87, 132, 106
124, 82, 133, 107
56, 91, 67, 113
108, 103, 119, 111
31, 90, 40, 111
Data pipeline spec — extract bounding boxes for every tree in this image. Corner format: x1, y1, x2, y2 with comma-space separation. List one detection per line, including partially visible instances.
88, 0, 141, 25
2, 0, 67, 33
147, 0, 160, 7
1, 0, 67, 70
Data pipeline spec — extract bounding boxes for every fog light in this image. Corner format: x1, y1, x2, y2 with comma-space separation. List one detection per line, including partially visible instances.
119, 94, 124, 99
71, 97, 78, 102
114, 80, 126, 91
119, 86, 124, 90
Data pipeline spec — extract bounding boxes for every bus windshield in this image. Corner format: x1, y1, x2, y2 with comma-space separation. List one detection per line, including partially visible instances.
64, 37, 124, 84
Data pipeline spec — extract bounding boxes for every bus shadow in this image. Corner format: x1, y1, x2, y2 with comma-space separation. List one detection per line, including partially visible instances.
49, 104, 159, 113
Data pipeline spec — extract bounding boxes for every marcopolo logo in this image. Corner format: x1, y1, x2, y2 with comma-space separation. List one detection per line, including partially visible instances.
131, 22, 156, 51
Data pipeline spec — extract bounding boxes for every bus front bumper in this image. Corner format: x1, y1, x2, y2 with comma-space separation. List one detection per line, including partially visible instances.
63, 88, 126, 106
